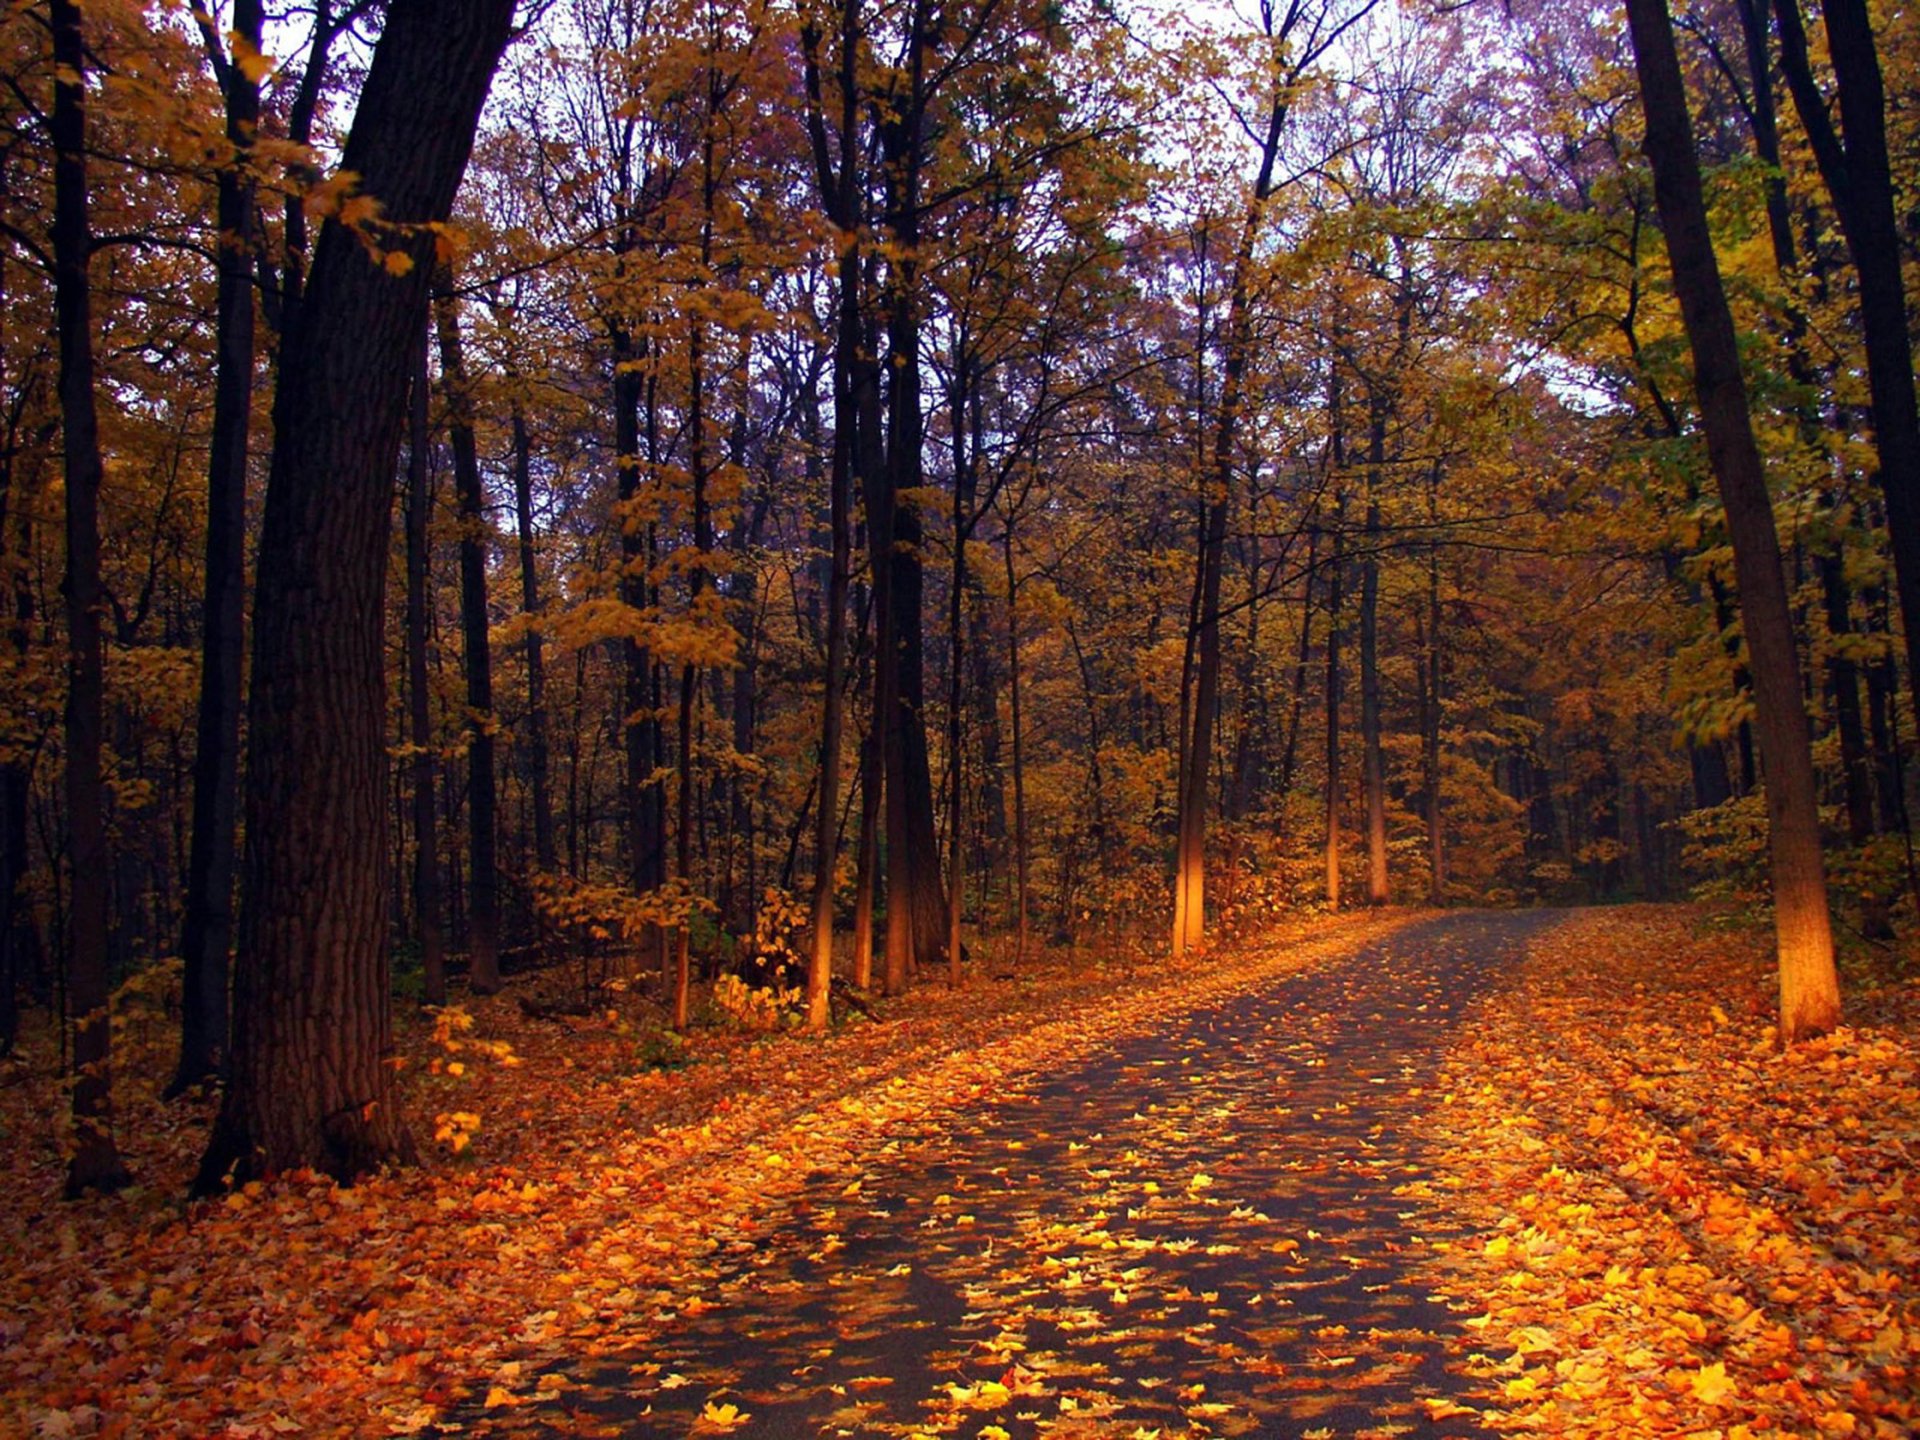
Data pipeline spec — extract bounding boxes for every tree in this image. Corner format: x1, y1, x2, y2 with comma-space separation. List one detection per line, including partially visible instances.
170, 0, 263, 1097
196, 0, 518, 1191
1772, 0, 1920, 706
434, 279, 503, 995
1623, 0, 1839, 1043
51, 0, 131, 1197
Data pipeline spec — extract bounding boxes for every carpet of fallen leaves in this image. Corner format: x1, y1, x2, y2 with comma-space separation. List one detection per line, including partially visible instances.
472, 908, 1540, 1440
0, 910, 1415, 1439
1417, 905, 1920, 1439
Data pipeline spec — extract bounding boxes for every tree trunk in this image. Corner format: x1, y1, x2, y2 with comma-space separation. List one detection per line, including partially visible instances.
1422, 472, 1446, 903
875, 5, 950, 992
195, 0, 515, 1192
1818, 550, 1875, 845
1625, 0, 1840, 1043
1324, 378, 1349, 911
614, 324, 666, 983
405, 329, 447, 1007
1360, 408, 1388, 906
1275, 528, 1317, 812
403, 330, 447, 1006
172, 0, 262, 1096
1003, 509, 1030, 966
510, 406, 556, 872
1, 173, 38, 1059
434, 285, 500, 994
1775, 0, 1920, 705
945, 348, 979, 985
51, 0, 130, 1197
806, 309, 852, 1030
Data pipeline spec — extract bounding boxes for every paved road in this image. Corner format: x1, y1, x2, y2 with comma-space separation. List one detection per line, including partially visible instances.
476, 911, 1552, 1438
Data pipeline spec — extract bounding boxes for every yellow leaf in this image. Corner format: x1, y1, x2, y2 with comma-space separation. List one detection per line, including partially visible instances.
482, 1387, 515, 1408
231, 36, 276, 85
700, 1401, 749, 1429
383, 250, 416, 278
1688, 1362, 1737, 1407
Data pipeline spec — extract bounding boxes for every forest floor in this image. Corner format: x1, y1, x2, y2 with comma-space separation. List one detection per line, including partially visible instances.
0, 904, 1915, 1439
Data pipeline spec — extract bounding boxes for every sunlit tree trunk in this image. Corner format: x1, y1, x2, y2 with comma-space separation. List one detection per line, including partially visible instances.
802, 9, 861, 1027
1173, 70, 1291, 955
1625, 0, 1840, 1043
51, 0, 129, 1197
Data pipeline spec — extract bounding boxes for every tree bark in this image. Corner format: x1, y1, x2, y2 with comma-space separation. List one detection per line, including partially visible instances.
433, 285, 501, 994
1003, 507, 1030, 966
1360, 405, 1388, 906
510, 406, 556, 872
874, 0, 950, 992
1625, 0, 1840, 1043
1324, 379, 1349, 911
196, 0, 516, 1192
172, 0, 262, 1096
405, 329, 447, 1007
1774, 0, 1920, 704
51, 0, 130, 1197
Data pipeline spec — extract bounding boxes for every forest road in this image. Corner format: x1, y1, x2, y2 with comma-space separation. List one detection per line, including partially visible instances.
471, 909, 1556, 1439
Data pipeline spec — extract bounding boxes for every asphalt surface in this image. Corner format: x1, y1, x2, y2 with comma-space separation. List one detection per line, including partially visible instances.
471, 910, 1553, 1438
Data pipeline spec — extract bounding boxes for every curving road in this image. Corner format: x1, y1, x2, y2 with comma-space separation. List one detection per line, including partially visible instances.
473, 910, 1553, 1438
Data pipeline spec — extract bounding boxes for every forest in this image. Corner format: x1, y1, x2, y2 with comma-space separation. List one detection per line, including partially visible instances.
2, 0, 1919, 1433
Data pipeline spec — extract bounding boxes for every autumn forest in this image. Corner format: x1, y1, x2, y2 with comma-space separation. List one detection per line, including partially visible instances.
3, 0, 1919, 1434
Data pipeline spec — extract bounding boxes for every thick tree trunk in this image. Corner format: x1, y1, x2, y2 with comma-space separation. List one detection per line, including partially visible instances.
172, 0, 262, 1096
1626, 0, 1840, 1043
51, 0, 130, 1197
434, 287, 500, 994
874, 5, 950, 993
195, 0, 515, 1192
405, 331, 447, 1007
510, 407, 556, 872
